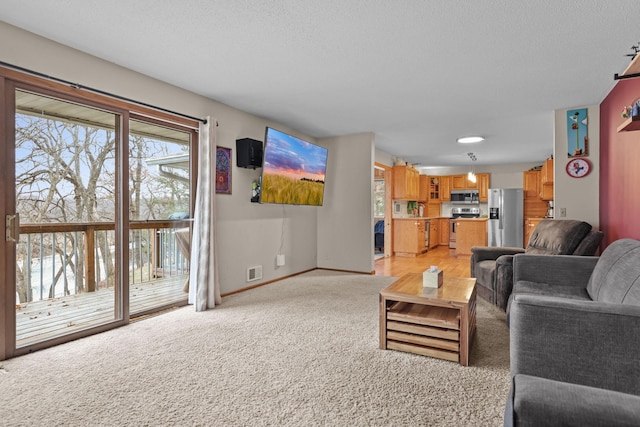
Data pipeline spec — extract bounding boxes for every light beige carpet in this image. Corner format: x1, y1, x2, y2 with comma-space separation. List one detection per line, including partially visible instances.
0, 270, 510, 426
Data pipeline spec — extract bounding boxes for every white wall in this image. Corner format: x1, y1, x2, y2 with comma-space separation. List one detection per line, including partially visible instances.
0, 21, 346, 295
553, 105, 600, 229
375, 148, 394, 167
317, 133, 375, 273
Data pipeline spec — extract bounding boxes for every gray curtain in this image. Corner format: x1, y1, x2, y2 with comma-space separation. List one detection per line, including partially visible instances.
189, 117, 221, 310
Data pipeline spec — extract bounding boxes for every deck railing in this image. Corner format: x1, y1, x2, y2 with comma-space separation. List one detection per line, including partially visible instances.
16, 220, 191, 304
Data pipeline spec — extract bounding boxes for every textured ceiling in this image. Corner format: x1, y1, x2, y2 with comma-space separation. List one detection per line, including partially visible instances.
1, 0, 639, 167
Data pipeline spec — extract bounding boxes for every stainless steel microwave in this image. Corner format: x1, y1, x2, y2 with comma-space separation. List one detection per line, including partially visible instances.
450, 190, 479, 204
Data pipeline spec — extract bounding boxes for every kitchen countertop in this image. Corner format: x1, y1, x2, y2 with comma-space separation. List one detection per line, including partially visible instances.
392, 216, 450, 220
451, 217, 488, 221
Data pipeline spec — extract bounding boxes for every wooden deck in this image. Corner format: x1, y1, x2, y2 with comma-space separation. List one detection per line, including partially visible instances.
16, 275, 188, 347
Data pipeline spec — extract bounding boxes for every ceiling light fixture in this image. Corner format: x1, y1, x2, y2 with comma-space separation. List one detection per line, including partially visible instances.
457, 136, 485, 144
467, 152, 477, 183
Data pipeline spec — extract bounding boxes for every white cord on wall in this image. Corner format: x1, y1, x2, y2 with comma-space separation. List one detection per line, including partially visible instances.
279, 204, 285, 256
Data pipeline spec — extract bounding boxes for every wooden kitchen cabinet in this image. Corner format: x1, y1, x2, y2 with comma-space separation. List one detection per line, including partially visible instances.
450, 174, 480, 190
426, 202, 441, 218
393, 219, 428, 256
523, 171, 541, 199
540, 158, 554, 185
393, 165, 419, 200
539, 184, 554, 201
523, 169, 548, 226
440, 176, 451, 201
418, 174, 429, 202
465, 174, 478, 189
539, 158, 554, 201
439, 218, 450, 245
429, 220, 438, 249
454, 219, 488, 256
428, 176, 441, 201
451, 174, 466, 190
477, 173, 490, 202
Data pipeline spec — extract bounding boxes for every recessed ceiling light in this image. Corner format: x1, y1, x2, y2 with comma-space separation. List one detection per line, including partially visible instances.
457, 136, 485, 144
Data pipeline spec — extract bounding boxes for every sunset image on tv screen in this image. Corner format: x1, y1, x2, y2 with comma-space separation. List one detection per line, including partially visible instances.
261, 128, 328, 206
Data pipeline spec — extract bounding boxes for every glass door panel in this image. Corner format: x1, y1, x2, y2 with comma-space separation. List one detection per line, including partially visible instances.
14, 89, 121, 347
128, 119, 191, 315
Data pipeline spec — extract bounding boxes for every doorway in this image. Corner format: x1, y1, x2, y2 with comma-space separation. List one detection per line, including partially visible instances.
374, 163, 392, 260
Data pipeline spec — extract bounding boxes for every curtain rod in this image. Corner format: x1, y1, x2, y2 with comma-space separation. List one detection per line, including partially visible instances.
0, 60, 209, 125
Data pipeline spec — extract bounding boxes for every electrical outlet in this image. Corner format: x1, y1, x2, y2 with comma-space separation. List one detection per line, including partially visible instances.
560, 208, 567, 217
276, 254, 285, 266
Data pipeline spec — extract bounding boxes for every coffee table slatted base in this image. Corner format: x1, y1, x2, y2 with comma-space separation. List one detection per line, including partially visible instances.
386, 302, 460, 363
379, 274, 476, 366
387, 340, 459, 363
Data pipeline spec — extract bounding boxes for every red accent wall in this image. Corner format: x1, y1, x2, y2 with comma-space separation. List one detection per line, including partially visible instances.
600, 77, 640, 246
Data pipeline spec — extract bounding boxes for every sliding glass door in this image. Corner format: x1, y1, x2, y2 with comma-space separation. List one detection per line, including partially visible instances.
13, 88, 124, 348
1, 80, 195, 358
128, 118, 193, 316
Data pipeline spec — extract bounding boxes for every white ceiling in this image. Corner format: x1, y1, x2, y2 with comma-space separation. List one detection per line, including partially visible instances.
1, 0, 639, 167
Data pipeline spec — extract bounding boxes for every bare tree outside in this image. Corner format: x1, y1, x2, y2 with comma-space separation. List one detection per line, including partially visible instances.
14, 92, 190, 304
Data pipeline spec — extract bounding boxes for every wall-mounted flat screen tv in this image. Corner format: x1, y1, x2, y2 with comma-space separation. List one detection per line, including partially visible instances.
260, 127, 328, 206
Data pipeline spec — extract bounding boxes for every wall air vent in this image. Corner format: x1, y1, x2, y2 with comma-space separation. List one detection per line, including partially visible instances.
246, 265, 263, 282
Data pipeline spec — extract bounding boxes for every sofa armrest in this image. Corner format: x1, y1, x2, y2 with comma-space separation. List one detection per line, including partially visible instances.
512, 254, 598, 288
494, 255, 515, 311
505, 374, 640, 427
470, 246, 524, 261
509, 294, 640, 395
470, 246, 524, 278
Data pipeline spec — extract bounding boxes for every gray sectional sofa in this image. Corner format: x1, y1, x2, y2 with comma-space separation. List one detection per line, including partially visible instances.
505, 238, 640, 426
470, 219, 603, 311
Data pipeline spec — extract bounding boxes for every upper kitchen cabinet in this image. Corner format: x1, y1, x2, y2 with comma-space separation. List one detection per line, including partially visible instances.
451, 174, 478, 190
523, 170, 541, 198
465, 174, 478, 189
428, 176, 441, 201
540, 158, 554, 185
393, 165, 419, 200
539, 158, 554, 201
477, 173, 490, 202
440, 176, 451, 201
451, 174, 466, 190
418, 174, 429, 202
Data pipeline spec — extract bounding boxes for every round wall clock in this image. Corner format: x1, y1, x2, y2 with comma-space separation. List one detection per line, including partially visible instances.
565, 158, 591, 178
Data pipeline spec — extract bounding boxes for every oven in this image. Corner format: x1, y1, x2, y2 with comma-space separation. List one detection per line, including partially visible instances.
449, 207, 481, 249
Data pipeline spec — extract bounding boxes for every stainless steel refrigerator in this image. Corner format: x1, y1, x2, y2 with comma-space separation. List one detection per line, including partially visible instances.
488, 188, 523, 247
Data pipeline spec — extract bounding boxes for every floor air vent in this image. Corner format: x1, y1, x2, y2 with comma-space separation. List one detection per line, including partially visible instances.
247, 265, 263, 282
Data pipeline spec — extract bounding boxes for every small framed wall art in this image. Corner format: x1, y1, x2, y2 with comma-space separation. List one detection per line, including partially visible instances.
216, 146, 232, 194
566, 108, 588, 157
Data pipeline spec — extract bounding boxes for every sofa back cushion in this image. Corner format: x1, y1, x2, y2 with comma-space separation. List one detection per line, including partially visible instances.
572, 230, 604, 256
587, 239, 640, 305
525, 220, 592, 255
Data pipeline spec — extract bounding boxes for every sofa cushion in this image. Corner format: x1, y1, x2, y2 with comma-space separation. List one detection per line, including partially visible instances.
512, 280, 591, 301
587, 239, 640, 305
509, 374, 640, 427
525, 220, 592, 255
572, 230, 604, 256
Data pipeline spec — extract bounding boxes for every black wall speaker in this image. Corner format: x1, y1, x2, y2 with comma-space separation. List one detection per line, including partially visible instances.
236, 138, 263, 169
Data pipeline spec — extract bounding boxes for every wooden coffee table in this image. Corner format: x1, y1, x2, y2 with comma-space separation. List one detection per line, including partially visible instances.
379, 273, 477, 366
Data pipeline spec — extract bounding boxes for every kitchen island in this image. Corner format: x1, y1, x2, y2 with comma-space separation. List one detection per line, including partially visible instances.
393, 217, 450, 256
451, 218, 488, 256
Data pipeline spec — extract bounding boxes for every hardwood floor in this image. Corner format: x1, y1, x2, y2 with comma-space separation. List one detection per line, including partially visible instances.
374, 245, 471, 278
